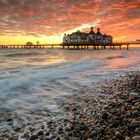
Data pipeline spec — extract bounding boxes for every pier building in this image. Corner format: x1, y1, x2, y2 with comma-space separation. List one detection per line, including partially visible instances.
63, 27, 113, 45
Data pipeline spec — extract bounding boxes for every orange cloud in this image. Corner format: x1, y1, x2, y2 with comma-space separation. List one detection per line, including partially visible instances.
0, 0, 140, 44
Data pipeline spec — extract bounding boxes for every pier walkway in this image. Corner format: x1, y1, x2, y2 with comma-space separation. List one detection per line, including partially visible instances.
0, 42, 139, 49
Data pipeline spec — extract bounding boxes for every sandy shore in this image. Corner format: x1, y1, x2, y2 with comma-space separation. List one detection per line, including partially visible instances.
0, 71, 140, 140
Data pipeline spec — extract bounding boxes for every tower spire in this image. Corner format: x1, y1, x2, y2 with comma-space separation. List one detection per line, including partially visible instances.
97, 27, 101, 35
89, 27, 95, 34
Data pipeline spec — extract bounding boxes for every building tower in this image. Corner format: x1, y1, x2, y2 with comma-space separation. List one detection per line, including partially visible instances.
97, 28, 101, 34
96, 28, 102, 44
89, 27, 95, 34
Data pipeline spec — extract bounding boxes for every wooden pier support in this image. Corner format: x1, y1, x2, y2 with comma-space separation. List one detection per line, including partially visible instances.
103, 46, 106, 49
119, 45, 122, 49
127, 45, 129, 50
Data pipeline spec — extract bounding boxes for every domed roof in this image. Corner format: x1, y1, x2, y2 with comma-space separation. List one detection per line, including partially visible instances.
89, 27, 95, 34
74, 30, 82, 35
89, 30, 95, 34
96, 28, 101, 35
103, 34, 107, 37
76, 30, 80, 32
26, 42, 33, 45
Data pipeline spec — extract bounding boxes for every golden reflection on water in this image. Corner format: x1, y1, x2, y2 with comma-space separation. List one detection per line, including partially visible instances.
0, 56, 65, 69
109, 58, 131, 68
27, 57, 65, 66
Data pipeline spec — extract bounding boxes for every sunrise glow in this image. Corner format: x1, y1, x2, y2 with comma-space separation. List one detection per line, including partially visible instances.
0, 0, 140, 45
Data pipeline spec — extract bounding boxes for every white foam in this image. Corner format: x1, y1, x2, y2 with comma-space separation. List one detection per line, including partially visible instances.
0, 48, 140, 117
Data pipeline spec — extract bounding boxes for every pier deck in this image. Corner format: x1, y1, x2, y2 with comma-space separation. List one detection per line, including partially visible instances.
0, 42, 139, 49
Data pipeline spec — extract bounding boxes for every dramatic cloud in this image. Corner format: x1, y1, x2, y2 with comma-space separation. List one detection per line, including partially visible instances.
0, 0, 140, 42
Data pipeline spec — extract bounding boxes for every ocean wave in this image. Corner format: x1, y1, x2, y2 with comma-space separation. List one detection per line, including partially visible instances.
0, 49, 140, 133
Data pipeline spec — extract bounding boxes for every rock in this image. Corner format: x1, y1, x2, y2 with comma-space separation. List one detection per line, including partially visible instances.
30, 135, 38, 140
134, 102, 140, 106
39, 137, 44, 140
65, 137, 80, 140
132, 136, 140, 140
129, 92, 138, 98
72, 107, 77, 111
86, 138, 93, 140
47, 119, 53, 125
126, 130, 132, 137
64, 105, 70, 110
129, 121, 140, 129
57, 126, 63, 133
0, 137, 5, 140
126, 110, 131, 117
65, 132, 73, 137
135, 128, 140, 135
132, 110, 139, 116
29, 126, 35, 132
65, 123, 73, 131
115, 131, 122, 138
41, 125, 45, 129
110, 119, 120, 127
45, 138, 50, 140
79, 124, 89, 131
37, 130, 44, 136
101, 112, 108, 119
23, 132, 30, 139
125, 137, 131, 140
7, 118, 13, 122
95, 127, 104, 135
55, 137, 60, 140
50, 135, 57, 139
103, 105, 108, 110
8, 136, 17, 140
122, 118, 129, 124
46, 131, 50, 136
14, 126, 21, 132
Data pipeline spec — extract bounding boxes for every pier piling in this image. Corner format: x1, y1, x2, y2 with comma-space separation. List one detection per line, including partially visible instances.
0, 42, 136, 50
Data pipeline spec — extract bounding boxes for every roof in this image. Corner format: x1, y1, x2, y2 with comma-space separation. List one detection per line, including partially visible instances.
89, 30, 95, 34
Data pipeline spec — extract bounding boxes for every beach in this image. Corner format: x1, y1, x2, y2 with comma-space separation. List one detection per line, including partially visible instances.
0, 48, 140, 140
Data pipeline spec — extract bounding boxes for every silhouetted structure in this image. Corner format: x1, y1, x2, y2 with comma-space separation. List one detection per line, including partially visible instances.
26, 42, 33, 46
36, 41, 39, 45
63, 27, 113, 45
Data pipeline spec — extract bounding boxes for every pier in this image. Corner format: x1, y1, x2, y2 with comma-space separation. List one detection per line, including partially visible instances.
0, 42, 139, 50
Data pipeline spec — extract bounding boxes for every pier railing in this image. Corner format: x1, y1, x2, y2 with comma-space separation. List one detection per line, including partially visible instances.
0, 42, 139, 49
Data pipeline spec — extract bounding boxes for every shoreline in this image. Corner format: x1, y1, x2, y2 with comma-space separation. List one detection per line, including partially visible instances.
56, 71, 140, 140
0, 71, 140, 140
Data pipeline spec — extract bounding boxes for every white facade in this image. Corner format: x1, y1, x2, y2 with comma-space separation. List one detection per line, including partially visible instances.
63, 27, 113, 45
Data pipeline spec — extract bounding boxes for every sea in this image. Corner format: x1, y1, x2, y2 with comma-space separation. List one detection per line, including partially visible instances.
0, 48, 140, 130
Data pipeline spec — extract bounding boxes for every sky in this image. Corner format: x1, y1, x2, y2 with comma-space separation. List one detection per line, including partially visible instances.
0, 0, 140, 45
